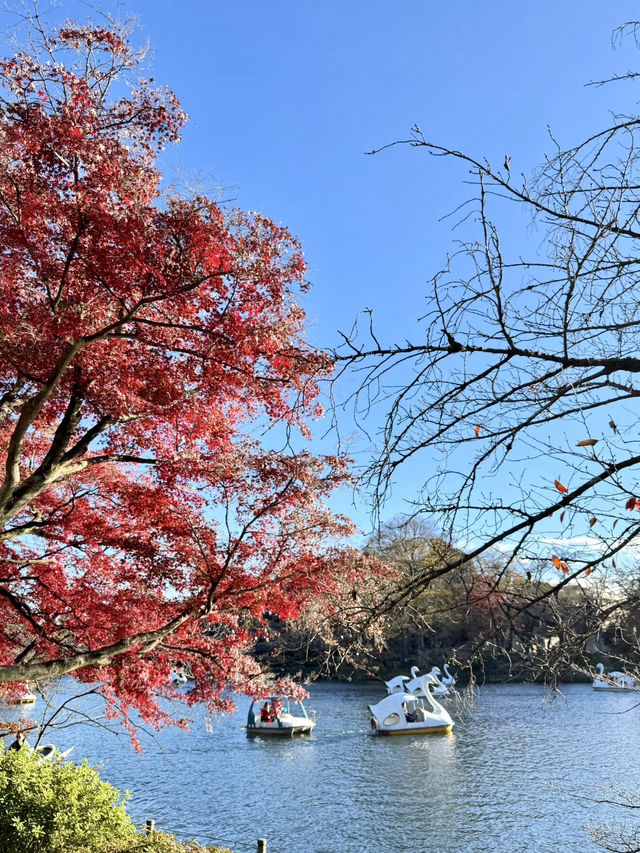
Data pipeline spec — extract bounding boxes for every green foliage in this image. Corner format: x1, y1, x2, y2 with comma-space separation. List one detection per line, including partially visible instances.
0, 747, 136, 852
0, 747, 233, 853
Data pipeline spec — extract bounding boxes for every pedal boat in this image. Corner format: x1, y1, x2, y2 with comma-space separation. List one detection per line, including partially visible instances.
592, 662, 637, 691
369, 674, 454, 736
4, 685, 37, 704
246, 698, 315, 737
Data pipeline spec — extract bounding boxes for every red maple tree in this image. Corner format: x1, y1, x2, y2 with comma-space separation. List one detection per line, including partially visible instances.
0, 18, 360, 731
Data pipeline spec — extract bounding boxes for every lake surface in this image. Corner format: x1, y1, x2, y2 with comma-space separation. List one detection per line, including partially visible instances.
4, 680, 640, 853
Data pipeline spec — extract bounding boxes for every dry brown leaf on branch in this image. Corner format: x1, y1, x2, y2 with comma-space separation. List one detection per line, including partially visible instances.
551, 555, 568, 573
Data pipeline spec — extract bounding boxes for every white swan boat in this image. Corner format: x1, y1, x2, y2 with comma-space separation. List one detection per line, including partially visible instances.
387, 664, 456, 698
405, 665, 450, 697
384, 673, 410, 694
592, 663, 636, 691
369, 674, 455, 735
8, 734, 74, 762
35, 744, 75, 762
246, 698, 315, 736
441, 663, 456, 689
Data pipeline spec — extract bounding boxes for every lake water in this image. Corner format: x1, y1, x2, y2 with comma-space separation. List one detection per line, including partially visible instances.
3, 680, 640, 853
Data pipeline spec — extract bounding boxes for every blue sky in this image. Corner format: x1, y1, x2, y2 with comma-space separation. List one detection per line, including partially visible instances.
2, 1, 639, 535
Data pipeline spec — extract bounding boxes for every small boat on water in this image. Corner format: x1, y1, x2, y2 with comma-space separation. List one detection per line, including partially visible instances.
592, 662, 636, 691
3, 685, 37, 705
405, 666, 450, 697
246, 698, 315, 737
7, 731, 74, 762
35, 744, 75, 762
388, 663, 455, 698
441, 663, 456, 689
7, 691, 37, 705
384, 673, 410, 694
369, 674, 454, 736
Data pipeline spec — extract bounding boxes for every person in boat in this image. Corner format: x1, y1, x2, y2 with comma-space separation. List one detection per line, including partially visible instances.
8, 731, 28, 750
402, 702, 418, 723
260, 701, 276, 723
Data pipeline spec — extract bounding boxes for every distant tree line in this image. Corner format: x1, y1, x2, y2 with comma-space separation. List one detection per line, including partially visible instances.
256, 517, 640, 684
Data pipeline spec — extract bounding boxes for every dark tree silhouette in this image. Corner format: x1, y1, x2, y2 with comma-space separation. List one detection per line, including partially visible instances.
336, 24, 640, 682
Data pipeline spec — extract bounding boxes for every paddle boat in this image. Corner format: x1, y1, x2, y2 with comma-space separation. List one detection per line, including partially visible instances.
3, 685, 37, 704
441, 663, 456, 689
246, 698, 315, 737
7, 690, 37, 705
7, 731, 74, 762
369, 674, 454, 735
386, 665, 420, 696
384, 673, 410, 694
35, 744, 75, 762
405, 665, 449, 697
592, 663, 637, 691
386, 663, 456, 697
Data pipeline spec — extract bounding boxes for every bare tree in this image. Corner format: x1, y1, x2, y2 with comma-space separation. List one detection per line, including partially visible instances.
335, 25, 640, 680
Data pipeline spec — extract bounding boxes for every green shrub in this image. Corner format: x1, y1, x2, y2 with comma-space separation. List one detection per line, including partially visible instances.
0, 746, 232, 853
0, 747, 137, 852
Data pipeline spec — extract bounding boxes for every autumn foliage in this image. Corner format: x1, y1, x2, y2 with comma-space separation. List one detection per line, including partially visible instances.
0, 19, 361, 729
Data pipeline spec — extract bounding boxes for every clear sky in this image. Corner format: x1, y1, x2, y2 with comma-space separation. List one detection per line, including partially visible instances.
1, 1, 639, 533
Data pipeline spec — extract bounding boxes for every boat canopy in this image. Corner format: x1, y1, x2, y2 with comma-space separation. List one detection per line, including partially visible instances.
247, 697, 310, 727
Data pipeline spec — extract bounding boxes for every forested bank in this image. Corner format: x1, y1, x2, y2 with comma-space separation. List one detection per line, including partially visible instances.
255, 517, 640, 686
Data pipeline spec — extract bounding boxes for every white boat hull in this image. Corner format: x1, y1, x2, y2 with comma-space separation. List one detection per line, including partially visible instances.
246, 721, 314, 737
374, 722, 453, 736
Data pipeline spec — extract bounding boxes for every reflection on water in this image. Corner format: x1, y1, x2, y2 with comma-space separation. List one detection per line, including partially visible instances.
3, 680, 640, 853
